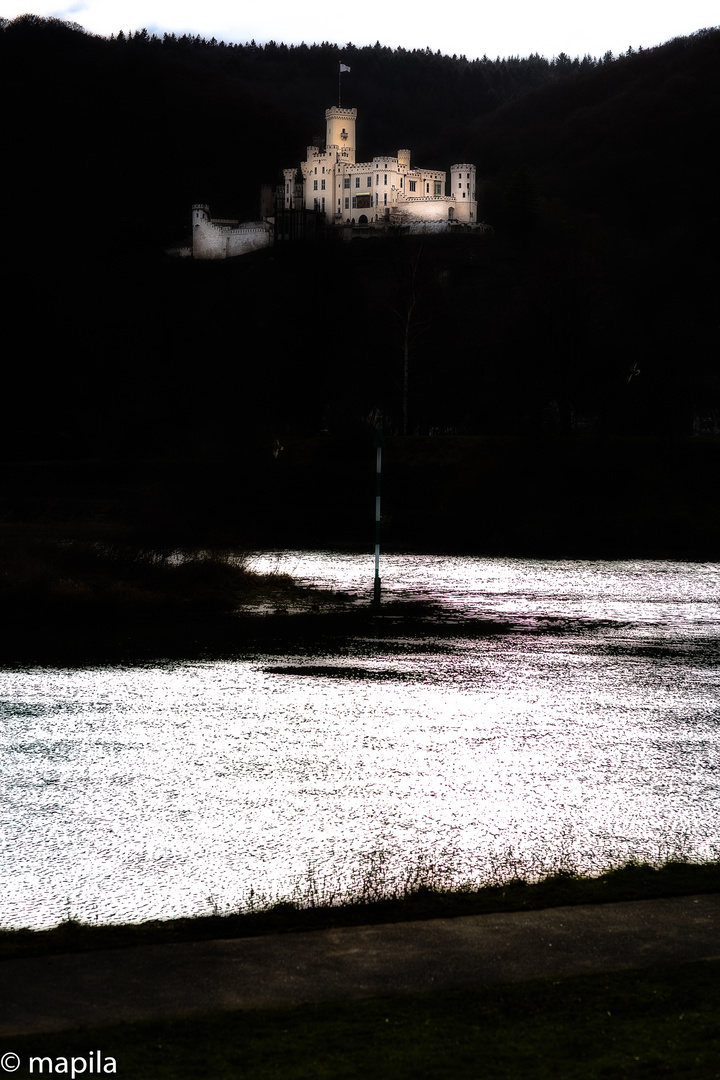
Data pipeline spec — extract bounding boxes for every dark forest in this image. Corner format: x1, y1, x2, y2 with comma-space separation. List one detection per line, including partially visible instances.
2, 17, 719, 555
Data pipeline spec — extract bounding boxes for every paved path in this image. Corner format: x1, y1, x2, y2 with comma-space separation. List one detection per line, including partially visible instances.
1, 894, 719, 1036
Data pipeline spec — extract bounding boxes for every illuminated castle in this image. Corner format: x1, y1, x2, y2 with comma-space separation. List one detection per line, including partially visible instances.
190, 104, 478, 258
284, 106, 477, 227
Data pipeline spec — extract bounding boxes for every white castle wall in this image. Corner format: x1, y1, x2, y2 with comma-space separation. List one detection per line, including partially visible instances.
226, 224, 272, 256
396, 197, 454, 222
192, 205, 271, 260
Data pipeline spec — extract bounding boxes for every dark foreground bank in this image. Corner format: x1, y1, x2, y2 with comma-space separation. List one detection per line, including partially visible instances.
2, 893, 719, 1036
3, 956, 717, 1079
1, 893, 718, 1080
0, 541, 356, 664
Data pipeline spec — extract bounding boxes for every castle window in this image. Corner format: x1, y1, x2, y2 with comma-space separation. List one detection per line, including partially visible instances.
409, 180, 416, 192
344, 177, 350, 188
313, 180, 318, 190
355, 177, 360, 188
435, 181, 442, 195
376, 174, 379, 185
321, 179, 326, 189
367, 176, 371, 185
345, 197, 349, 209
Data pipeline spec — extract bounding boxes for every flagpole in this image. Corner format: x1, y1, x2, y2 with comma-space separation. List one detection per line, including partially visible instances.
338, 62, 350, 107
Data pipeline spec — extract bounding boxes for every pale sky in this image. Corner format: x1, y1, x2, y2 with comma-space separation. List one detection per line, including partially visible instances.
3, 0, 718, 60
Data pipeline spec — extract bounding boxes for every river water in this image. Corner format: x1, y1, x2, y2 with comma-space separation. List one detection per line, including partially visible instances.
1, 554, 719, 929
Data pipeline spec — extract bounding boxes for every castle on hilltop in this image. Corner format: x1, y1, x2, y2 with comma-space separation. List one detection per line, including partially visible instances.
283, 105, 477, 228
190, 104, 478, 259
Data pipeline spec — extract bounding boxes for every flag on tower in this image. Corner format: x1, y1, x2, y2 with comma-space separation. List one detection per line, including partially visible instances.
340, 63, 351, 72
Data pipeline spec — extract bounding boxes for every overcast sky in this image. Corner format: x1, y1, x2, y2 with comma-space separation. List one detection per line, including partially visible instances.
4, 0, 718, 60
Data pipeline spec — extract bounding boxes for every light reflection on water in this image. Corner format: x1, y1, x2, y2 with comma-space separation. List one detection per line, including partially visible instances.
1, 555, 719, 929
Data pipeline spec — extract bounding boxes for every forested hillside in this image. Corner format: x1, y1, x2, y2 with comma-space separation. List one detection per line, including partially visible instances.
2, 17, 719, 552
5, 16, 717, 240
0, 15, 595, 236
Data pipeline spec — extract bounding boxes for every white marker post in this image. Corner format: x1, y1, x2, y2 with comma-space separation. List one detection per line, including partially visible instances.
373, 424, 383, 606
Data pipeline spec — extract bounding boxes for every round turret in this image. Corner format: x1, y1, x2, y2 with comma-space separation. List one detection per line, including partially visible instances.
192, 204, 226, 259
450, 165, 477, 222
192, 204, 211, 225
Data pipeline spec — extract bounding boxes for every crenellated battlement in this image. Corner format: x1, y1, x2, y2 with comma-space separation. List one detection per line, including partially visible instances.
325, 107, 357, 122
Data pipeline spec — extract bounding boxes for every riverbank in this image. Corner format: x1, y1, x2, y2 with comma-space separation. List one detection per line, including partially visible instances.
3, 536, 545, 663
2, 534, 719, 666
0, 540, 354, 663
3, 435, 720, 560
2, 859, 719, 962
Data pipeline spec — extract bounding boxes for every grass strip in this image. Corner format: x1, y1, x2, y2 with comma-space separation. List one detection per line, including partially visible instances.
2, 859, 719, 961
1, 959, 718, 1078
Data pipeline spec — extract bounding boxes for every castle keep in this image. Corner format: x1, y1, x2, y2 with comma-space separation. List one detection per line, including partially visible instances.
191, 104, 477, 258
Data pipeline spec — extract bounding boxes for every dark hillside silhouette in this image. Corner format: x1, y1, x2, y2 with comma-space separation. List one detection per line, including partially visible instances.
469, 28, 720, 236
4, 17, 717, 245
1, 16, 719, 556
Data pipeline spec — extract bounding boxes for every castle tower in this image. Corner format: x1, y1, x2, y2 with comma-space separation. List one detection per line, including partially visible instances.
192, 204, 214, 258
450, 164, 477, 223
283, 168, 296, 209
325, 107, 357, 164
192, 203, 226, 258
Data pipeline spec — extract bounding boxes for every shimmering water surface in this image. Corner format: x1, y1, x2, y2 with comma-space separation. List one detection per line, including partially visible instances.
1, 554, 719, 929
